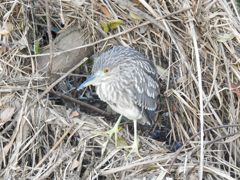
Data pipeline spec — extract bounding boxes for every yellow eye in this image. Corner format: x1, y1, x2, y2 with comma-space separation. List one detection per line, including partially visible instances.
104, 69, 110, 73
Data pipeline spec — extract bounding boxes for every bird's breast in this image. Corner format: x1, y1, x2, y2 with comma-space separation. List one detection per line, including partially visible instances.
95, 82, 142, 120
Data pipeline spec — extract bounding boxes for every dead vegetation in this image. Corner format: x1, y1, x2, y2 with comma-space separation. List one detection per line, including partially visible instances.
0, 0, 240, 179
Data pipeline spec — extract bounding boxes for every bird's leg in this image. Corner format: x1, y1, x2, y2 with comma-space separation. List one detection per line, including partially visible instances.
102, 114, 123, 147
95, 115, 123, 155
98, 115, 122, 154
118, 119, 143, 158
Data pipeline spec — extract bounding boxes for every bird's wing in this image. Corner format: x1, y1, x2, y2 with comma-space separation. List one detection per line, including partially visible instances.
132, 59, 160, 125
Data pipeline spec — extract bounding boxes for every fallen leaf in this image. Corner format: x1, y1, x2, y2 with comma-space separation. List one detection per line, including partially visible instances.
144, 164, 158, 170
108, 19, 124, 29
216, 33, 234, 42
0, 107, 15, 123
70, 110, 79, 118
19, 36, 28, 50
101, 6, 112, 17
71, 0, 85, 6
161, 40, 169, 54
139, 25, 148, 34
101, 21, 109, 34
154, 140, 163, 146
158, 148, 167, 153
5, 22, 14, 32
70, 159, 80, 170
117, 136, 128, 147
177, 75, 187, 84
0, 29, 10, 35
231, 82, 240, 98
155, 65, 168, 81
129, 12, 142, 20
130, 35, 137, 44
172, 105, 177, 112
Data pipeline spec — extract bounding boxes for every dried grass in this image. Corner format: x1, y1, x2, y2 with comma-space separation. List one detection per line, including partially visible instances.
0, 0, 240, 179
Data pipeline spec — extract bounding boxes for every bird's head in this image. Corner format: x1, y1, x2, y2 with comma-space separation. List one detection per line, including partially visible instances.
77, 47, 127, 90
77, 66, 114, 90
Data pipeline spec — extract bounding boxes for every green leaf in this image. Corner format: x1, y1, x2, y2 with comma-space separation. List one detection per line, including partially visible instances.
34, 42, 40, 54
101, 21, 109, 34
19, 22, 23, 31
212, 8, 219, 12
108, 19, 124, 29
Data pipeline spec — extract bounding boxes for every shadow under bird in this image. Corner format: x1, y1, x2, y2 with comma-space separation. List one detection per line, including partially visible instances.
78, 46, 160, 158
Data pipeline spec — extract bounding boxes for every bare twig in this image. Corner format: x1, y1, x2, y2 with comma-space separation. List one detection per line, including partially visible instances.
166, 124, 240, 177
38, 148, 78, 180
34, 123, 76, 169
49, 90, 112, 117
27, 57, 88, 110
189, 15, 204, 180
44, 0, 54, 78
16, 7, 192, 58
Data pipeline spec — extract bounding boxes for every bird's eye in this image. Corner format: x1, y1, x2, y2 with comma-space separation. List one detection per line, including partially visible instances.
104, 69, 110, 73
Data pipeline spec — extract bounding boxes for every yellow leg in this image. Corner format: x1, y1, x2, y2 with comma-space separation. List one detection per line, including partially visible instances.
118, 119, 143, 158
103, 115, 123, 146
95, 115, 123, 153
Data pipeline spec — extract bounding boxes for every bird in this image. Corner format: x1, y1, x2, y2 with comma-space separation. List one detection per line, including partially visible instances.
78, 46, 160, 158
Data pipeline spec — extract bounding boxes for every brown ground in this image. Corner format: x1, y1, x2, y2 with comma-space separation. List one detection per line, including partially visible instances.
0, 0, 240, 179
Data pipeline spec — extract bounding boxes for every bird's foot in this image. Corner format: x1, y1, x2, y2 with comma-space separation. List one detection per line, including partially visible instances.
102, 126, 122, 147
94, 115, 124, 155
118, 140, 143, 159
94, 124, 122, 154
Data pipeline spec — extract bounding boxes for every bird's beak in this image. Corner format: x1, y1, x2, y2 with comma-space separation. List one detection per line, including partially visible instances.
77, 74, 102, 90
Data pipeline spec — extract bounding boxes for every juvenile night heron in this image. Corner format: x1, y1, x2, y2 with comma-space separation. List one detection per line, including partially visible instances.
78, 46, 160, 158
